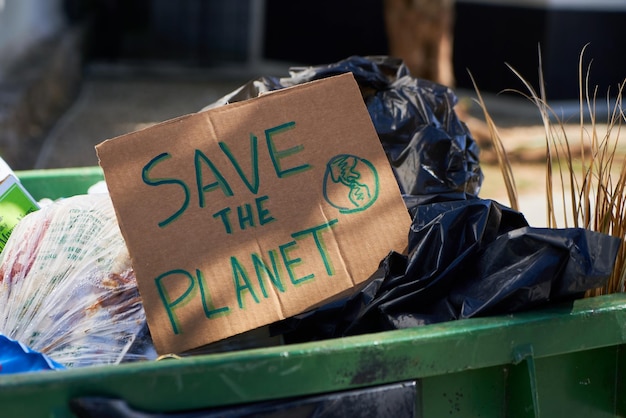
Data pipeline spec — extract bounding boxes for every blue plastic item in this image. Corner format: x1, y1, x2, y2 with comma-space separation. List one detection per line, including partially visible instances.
0, 334, 64, 374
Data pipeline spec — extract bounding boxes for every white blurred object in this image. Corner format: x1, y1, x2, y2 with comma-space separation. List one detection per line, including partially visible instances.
0, 156, 15, 180
88, 180, 109, 195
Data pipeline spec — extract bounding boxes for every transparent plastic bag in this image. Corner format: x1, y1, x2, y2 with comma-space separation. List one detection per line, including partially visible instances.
0, 193, 155, 368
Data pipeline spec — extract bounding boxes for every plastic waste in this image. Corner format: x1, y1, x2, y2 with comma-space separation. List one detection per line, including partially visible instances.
0, 333, 64, 374
0, 193, 156, 368
205, 55, 483, 197
270, 195, 621, 342
205, 56, 621, 344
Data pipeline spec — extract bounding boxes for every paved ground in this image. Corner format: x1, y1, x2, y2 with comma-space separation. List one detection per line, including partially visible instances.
32, 62, 588, 227
34, 65, 252, 169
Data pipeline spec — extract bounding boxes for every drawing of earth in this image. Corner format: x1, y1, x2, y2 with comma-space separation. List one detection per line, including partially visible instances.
323, 154, 379, 213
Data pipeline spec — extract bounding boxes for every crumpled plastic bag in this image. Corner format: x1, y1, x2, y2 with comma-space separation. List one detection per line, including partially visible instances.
271, 195, 621, 342
204, 55, 621, 345
205, 55, 483, 197
0, 193, 156, 368
0, 333, 64, 374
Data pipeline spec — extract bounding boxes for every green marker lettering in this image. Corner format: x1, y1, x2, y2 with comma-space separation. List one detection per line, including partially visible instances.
195, 149, 233, 207
155, 269, 196, 335
219, 134, 260, 194
279, 241, 314, 285
142, 153, 190, 228
255, 195, 275, 225
237, 203, 254, 230
292, 219, 338, 276
231, 256, 260, 309
196, 269, 230, 318
266, 122, 311, 178
213, 207, 233, 234
252, 251, 284, 297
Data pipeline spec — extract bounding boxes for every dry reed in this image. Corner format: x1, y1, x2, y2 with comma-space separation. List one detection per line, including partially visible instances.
473, 45, 626, 296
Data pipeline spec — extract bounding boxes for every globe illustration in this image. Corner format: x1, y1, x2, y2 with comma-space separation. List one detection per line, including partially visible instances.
323, 154, 379, 214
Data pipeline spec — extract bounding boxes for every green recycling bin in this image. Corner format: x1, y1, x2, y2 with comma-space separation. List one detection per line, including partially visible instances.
2, 167, 625, 418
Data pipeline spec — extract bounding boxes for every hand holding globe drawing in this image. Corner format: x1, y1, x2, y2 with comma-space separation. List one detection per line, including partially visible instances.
323, 154, 379, 214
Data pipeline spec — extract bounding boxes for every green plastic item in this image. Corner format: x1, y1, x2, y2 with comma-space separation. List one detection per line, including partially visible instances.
0, 175, 39, 252
4, 167, 626, 418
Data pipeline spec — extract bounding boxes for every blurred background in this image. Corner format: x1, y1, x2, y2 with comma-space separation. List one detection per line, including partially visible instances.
0, 0, 625, 213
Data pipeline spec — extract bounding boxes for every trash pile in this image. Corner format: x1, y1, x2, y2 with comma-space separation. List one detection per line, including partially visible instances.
0, 56, 620, 372
205, 55, 621, 343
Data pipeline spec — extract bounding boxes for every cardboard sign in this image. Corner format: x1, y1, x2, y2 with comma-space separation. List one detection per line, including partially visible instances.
96, 73, 411, 354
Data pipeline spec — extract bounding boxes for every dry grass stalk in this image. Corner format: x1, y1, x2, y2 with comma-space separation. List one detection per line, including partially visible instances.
474, 45, 626, 295
469, 72, 519, 211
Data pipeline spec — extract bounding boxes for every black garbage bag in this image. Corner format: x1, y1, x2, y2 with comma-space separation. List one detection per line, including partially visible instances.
205, 55, 483, 197
270, 195, 621, 343
204, 56, 621, 345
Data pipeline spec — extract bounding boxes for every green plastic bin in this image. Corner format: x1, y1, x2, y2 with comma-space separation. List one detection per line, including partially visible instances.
3, 167, 626, 418
17, 166, 105, 201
